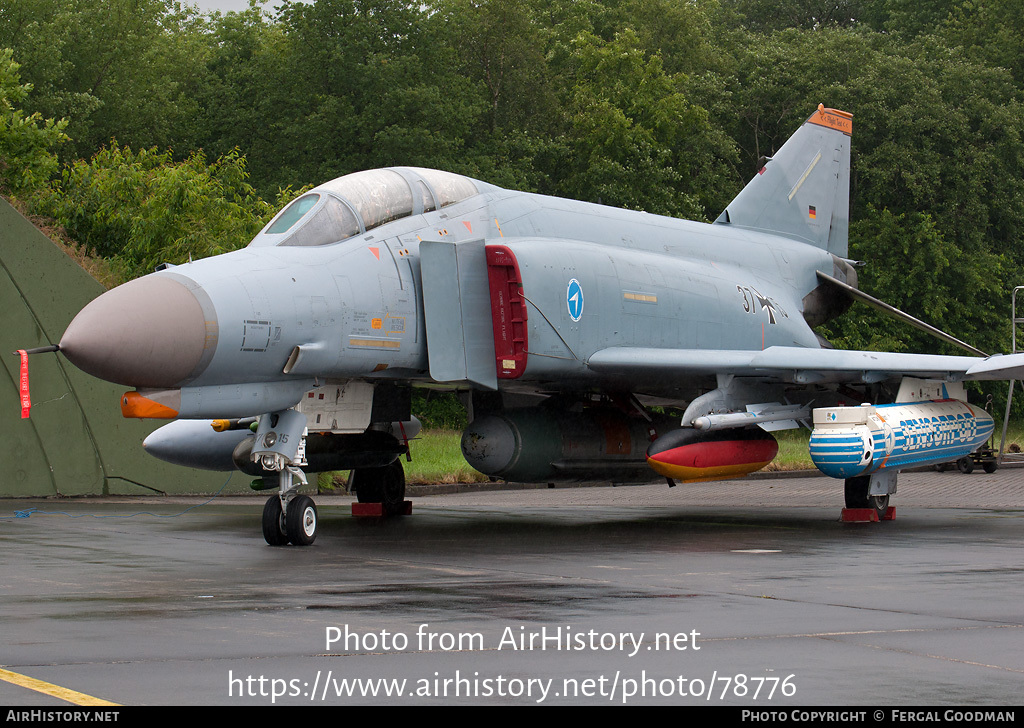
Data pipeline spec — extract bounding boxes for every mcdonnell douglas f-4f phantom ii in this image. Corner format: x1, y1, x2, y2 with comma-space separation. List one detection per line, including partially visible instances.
46, 104, 1024, 545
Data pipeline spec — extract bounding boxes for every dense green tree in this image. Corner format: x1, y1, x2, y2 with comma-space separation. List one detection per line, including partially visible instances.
540, 29, 734, 219
435, 0, 555, 135
861, 0, 960, 36
189, 7, 292, 192
33, 144, 297, 278
614, 0, 718, 75
720, 0, 867, 32
941, 0, 1024, 87
0, 0, 104, 136
0, 0, 209, 160
826, 209, 1007, 354
0, 48, 67, 196
194, 0, 492, 194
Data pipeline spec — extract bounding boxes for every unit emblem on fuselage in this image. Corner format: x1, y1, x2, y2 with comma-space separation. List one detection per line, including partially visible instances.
567, 279, 584, 322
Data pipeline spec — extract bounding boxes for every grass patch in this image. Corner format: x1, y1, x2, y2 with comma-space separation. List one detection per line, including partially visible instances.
318, 429, 489, 490
405, 429, 489, 484
766, 429, 815, 471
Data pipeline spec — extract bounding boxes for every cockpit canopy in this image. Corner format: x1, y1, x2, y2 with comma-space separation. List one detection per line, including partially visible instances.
248, 167, 480, 248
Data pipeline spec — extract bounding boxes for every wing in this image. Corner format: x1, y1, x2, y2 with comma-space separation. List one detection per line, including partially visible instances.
587, 345, 1024, 384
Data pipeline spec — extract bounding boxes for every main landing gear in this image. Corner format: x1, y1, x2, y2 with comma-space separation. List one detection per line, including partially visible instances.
843, 471, 896, 522
350, 460, 407, 516
844, 476, 888, 520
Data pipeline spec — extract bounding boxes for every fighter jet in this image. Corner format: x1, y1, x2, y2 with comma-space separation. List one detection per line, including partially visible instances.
50, 104, 1024, 545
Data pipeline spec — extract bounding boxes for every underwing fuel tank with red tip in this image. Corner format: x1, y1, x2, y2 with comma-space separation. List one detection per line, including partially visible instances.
808, 400, 994, 479
645, 428, 779, 482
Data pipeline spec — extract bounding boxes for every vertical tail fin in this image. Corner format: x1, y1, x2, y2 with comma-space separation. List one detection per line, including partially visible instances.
715, 105, 852, 257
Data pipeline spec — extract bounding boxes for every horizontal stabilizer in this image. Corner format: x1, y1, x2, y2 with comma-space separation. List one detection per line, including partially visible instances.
816, 271, 986, 356
965, 353, 1024, 380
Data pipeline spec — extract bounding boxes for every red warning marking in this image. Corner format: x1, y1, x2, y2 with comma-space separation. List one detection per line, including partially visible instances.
462, 221, 473, 233
369, 247, 380, 260
17, 350, 30, 419
486, 245, 529, 379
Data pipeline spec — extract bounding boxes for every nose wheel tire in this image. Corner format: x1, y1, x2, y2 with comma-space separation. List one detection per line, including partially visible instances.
262, 496, 288, 546
286, 495, 318, 546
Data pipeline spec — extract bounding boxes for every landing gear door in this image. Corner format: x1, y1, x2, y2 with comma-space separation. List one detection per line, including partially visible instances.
420, 239, 498, 390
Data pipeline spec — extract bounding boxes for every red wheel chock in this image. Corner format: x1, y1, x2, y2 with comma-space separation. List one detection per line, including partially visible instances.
841, 507, 896, 522
352, 501, 413, 517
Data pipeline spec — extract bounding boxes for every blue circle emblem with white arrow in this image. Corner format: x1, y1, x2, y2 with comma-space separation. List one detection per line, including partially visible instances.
567, 278, 584, 321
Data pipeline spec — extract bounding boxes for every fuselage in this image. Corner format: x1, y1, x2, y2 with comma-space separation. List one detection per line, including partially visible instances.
60, 167, 837, 415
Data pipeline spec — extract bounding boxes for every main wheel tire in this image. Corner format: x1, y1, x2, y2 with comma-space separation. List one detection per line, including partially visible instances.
845, 476, 889, 519
957, 456, 974, 474
844, 476, 871, 509
286, 494, 317, 546
262, 496, 288, 546
983, 460, 998, 474
352, 461, 406, 516
353, 468, 384, 503
868, 494, 889, 520
380, 460, 406, 516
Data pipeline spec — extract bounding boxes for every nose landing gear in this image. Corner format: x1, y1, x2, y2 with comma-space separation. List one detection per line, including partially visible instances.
262, 465, 317, 546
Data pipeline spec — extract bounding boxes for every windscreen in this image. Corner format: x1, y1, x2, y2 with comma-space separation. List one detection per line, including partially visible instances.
280, 195, 361, 247
266, 194, 319, 234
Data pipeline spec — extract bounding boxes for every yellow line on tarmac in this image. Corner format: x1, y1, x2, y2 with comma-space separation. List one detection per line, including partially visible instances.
0, 667, 119, 706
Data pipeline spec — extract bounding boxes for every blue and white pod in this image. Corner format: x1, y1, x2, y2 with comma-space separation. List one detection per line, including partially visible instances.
809, 400, 994, 479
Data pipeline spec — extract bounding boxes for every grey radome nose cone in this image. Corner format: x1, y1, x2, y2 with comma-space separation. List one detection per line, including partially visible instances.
60, 275, 211, 388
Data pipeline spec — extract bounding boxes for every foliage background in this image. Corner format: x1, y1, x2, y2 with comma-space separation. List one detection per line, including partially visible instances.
2, 0, 1023, 412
